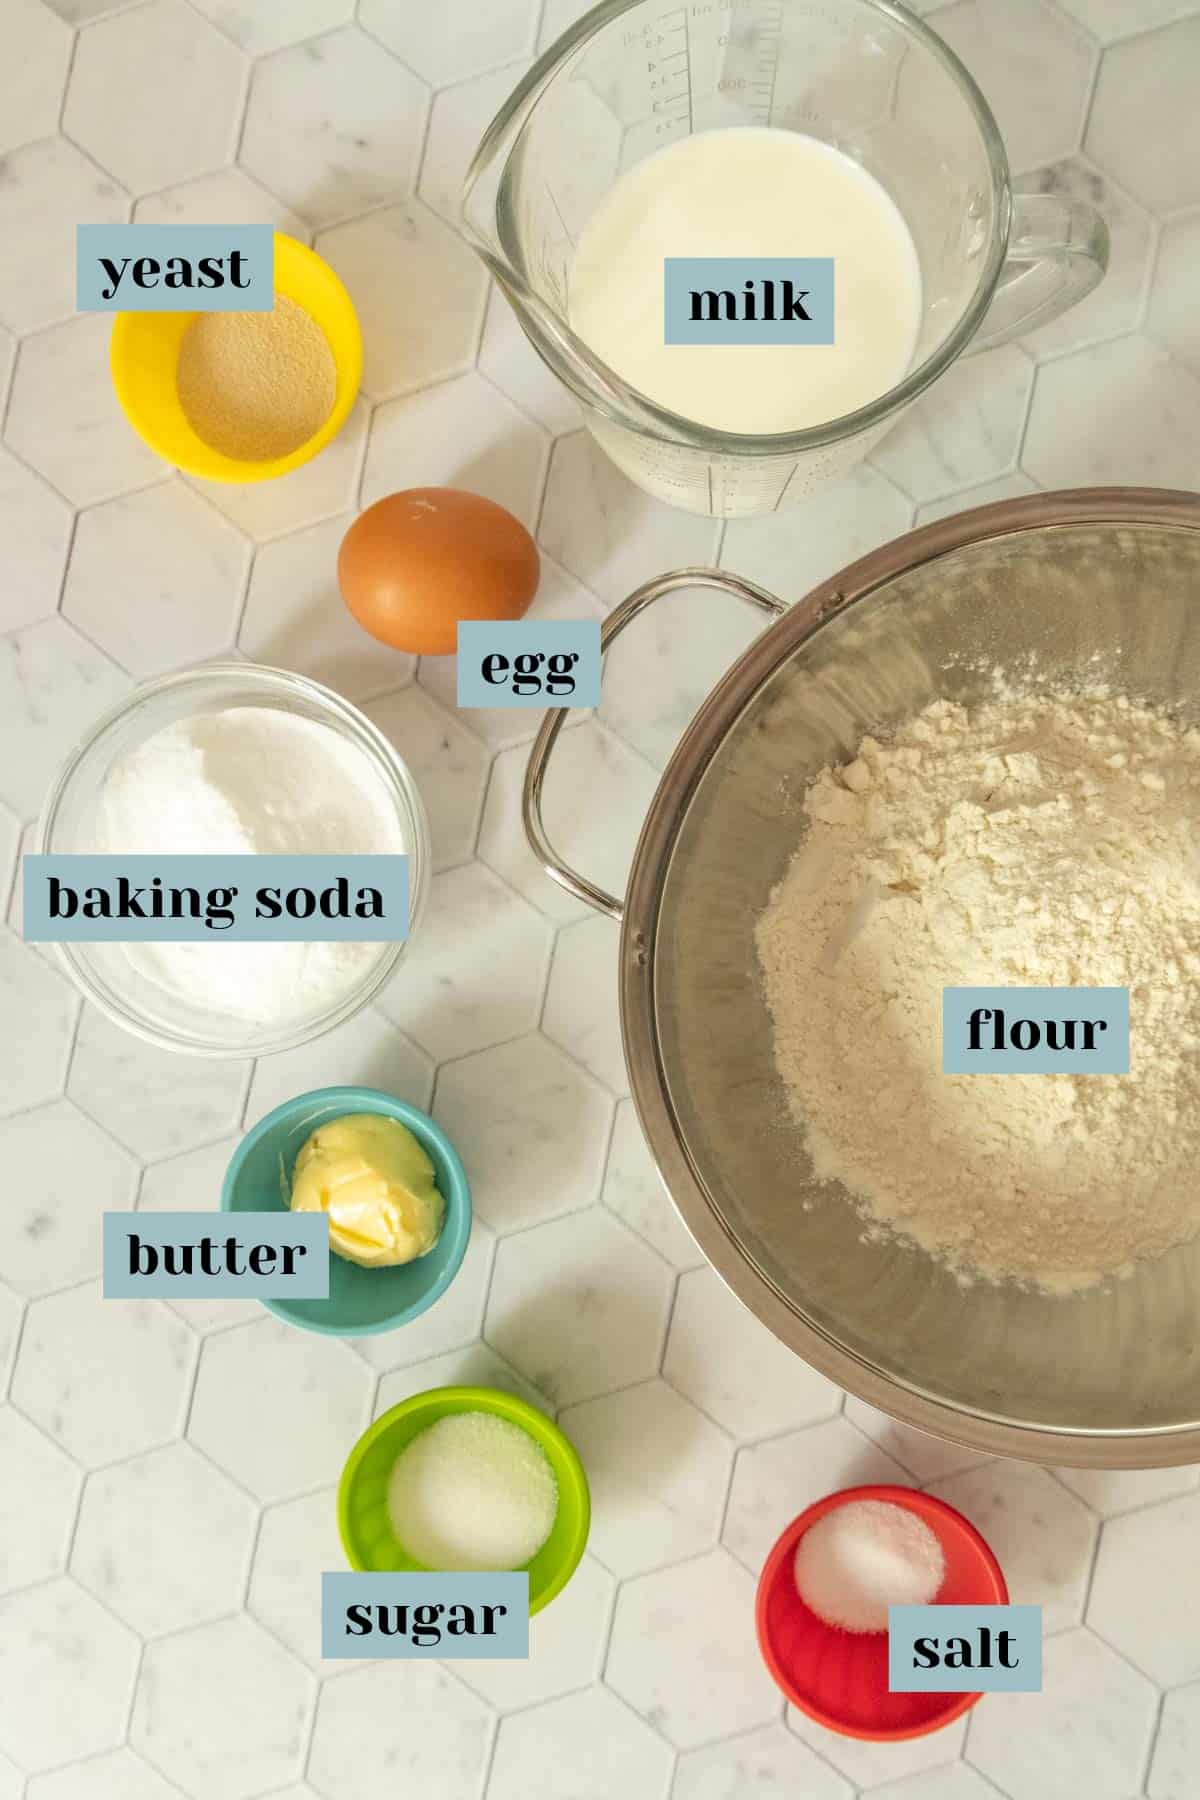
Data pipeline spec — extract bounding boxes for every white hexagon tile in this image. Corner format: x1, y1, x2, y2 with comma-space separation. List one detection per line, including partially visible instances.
2, 1, 1200, 1796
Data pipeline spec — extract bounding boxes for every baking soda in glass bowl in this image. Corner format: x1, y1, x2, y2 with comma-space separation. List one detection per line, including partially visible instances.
38, 664, 431, 1057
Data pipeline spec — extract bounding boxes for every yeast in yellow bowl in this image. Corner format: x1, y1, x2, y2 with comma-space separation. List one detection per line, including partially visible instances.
289, 1113, 445, 1268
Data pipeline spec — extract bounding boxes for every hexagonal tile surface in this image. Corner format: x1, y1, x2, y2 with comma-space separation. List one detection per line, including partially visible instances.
1086, 15, 1200, 212
0, 932, 78, 1119
966, 1627, 1157, 1800
561, 1378, 732, 1577
365, 684, 490, 872
789, 1708, 968, 1790
485, 1208, 672, 1407
133, 167, 309, 236
1023, 335, 1200, 490
870, 345, 1035, 504
930, 1460, 1096, 1634
362, 370, 549, 528
355, 1215, 496, 1372
1089, 1489, 1200, 1685
13, 1282, 194, 1465
607, 1549, 778, 1750
488, 1687, 671, 1800
317, 201, 487, 402
0, 620, 128, 818
841, 1396, 988, 1482
360, 0, 537, 86
248, 1487, 343, 1670
434, 1033, 612, 1232
931, 0, 1094, 173
665, 1266, 841, 1442
25, 1748, 183, 1800
376, 861, 553, 1064
65, 0, 246, 192
0, 138, 127, 336
453, 1553, 614, 1711
244, 1004, 432, 1124
189, 1316, 371, 1502
0, 1286, 21, 1403
861, 1767, 997, 1800
1148, 213, 1200, 379
189, 0, 353, 54
0, 443, 72, 635
1053, 1461, 1200, 1517
239, 513, 414, 701
542, 914, 626, 1094
62, 483, 249, 676
479, 723, 659, 926
190, 396, 368, 543
1150, 1682, 1200, 1800
0, 1099, 137, 1295
72, 1442, 255, 1636
0, 1579, 139, 1770
0, 1407, 81, 1594
418, 60, 532, 227
376, 1341, 547, 1413
308, 1662, 492, 1799
602, 1098, 703, 1271
69, 1006, 248, 1159
1, 0, 72, 158
539, 430, 718, 606
5, 313, 167, 507
131, 1616, 314, 1800
675, 1723, 851, 1800
722, 462, 913, 607
478, 285, 582, 439
240, 27, 429, 228
914, 471, 1040, 525
723, 1417, 911, 1574
1018, 158, 1153, 360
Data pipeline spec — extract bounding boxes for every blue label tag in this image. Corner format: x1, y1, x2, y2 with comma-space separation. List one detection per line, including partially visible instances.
77, 224, 274, 311
103, 1211, 329, 1298
456, 620, 601, 709
23, 855, 409, 943
943, 987, 1129, 1073
888, 1605, 1042, 1692
664, 257, 835, 344
321, 1572, 529, 1659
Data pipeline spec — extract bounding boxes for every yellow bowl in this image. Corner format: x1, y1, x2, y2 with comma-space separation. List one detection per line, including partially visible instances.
109, 232, 362, 484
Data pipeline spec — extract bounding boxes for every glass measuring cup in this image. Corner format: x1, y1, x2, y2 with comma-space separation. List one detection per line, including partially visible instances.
463, 0, 1108, 519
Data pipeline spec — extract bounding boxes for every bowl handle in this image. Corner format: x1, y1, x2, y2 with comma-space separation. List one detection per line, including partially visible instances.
522, 566, 787, 921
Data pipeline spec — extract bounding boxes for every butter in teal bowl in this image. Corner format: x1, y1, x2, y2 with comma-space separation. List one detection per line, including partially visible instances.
338, 1386, 591, 1614
220, 1085, 471, 1336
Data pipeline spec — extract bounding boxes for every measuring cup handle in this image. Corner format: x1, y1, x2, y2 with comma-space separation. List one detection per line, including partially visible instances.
969, 192, 1110, 352
522, 567, 787, 922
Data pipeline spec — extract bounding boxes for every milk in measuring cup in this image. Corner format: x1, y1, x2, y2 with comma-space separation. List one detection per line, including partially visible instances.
569, 127, 922, 436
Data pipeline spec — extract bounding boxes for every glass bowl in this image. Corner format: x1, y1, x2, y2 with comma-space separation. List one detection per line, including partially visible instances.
36, 662, 430, 1058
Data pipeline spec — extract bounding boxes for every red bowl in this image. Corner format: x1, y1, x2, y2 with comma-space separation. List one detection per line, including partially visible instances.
755, 1482, 1008, 1740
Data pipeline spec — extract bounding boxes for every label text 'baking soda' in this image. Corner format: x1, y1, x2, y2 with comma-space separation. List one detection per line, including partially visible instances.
23, 856, 409, 943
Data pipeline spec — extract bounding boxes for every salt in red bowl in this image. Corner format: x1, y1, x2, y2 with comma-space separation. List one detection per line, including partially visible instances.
755, 1482, 1008, 1740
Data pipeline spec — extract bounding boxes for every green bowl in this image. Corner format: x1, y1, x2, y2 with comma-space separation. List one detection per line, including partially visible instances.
220, 1085, 471, 1337
337, 1385, 591, 1614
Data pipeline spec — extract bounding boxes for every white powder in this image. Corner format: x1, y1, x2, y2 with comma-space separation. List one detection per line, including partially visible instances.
756, 688, 1200, 1293
96, 706, 404, 1025
386, 1412, 559, 1572
793, 1500, 945, 1633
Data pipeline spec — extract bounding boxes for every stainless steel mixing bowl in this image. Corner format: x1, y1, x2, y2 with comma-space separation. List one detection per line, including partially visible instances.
524, 488, 1200, 1468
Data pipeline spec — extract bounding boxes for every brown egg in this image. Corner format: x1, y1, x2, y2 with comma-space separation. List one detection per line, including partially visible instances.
337, 487, 540, 656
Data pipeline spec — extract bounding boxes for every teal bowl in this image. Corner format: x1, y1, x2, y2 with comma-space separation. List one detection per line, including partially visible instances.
220, 1085, 471, 1337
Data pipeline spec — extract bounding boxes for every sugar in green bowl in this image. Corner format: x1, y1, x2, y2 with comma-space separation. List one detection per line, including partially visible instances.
338, 1386, 590, 1614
